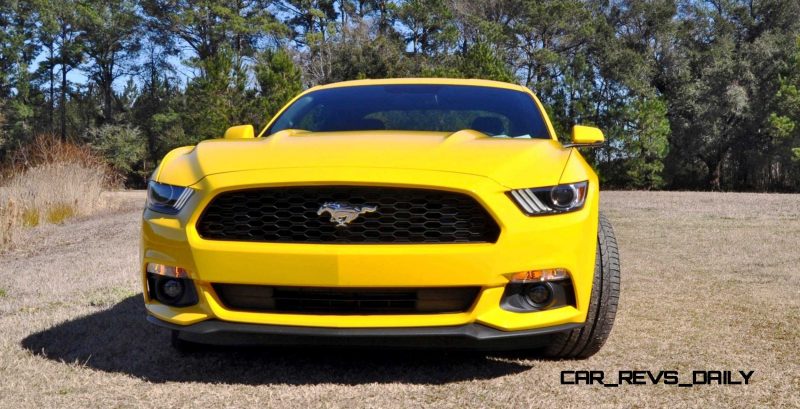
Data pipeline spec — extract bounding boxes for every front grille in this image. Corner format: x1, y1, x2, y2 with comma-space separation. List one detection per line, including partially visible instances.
196, 186, 500, 243
213, 284, 480, 314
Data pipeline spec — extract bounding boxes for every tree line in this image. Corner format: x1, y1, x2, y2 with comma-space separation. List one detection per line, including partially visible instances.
1, 0, 800, 190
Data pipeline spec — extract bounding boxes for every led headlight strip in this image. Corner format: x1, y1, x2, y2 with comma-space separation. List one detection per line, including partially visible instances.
146, 181, 194, 215
508, 181, 588, 215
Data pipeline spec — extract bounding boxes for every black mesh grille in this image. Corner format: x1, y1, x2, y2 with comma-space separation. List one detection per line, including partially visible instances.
196, 186, 500, 243
213, 284, 480, 314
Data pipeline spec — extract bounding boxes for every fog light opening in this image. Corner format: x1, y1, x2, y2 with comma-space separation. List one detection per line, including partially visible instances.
146, 272, 198, 307
160, 278, 184, 300
524, 282, 554, 307
501, 268, 575, 312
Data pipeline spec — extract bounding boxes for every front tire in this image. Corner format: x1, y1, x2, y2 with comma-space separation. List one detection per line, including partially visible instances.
543, 213, 620, 359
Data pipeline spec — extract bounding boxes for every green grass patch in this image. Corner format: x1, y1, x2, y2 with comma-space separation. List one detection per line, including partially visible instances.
0, 288, 6, 297
22, 208, 40, 227
46, 203, 75, 224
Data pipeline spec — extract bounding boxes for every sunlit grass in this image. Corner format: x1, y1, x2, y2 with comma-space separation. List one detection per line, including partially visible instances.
0, 136, 113, 250
46, 203, 76, 225
22, 208, 40, 227
0, 199, 20, 247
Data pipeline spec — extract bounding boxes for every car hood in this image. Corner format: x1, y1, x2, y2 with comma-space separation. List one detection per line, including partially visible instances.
155, 130, 572, 189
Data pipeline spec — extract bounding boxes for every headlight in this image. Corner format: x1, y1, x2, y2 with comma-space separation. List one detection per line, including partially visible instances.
146, 181, 194, 215
508, 181, 588, 215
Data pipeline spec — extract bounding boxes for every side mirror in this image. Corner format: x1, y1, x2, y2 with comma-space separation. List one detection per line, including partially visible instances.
565, 125, 604, 148
224, 124, 255, 139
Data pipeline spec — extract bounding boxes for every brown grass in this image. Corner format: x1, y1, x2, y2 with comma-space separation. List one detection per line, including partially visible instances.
0, 191, 798, 408
0, 198, 21, 247
0, 135, 114, 250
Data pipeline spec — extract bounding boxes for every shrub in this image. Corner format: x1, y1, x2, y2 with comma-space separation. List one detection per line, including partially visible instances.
9, 134, 102, 170
86, 124, 147, 177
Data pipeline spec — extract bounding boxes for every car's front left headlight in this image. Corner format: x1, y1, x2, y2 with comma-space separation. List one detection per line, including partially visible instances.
508, 181, 588, 216
146, 181, 194, 215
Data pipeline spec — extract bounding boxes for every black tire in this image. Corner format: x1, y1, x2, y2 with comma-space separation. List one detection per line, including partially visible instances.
543, 213, 620, 359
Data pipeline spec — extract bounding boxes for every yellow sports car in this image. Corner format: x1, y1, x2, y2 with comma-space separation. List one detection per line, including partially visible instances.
142, 78, 620, 358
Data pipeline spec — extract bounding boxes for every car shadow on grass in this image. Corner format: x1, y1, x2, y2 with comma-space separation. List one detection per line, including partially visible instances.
21, 295, 534, 385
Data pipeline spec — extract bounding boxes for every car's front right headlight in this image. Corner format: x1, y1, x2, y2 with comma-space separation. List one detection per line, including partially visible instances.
508, 181, 588, 216
146, 181, 194, 215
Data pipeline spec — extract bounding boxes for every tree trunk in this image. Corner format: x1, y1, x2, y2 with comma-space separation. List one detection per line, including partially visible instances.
707, 158, 722, 191
49, 46, 55, 133
61, 63, 67, 140
59, 24, 68, 140
102, 67, 113, 122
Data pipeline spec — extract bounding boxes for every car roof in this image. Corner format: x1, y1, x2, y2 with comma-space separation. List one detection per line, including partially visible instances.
308, 78, 530, 93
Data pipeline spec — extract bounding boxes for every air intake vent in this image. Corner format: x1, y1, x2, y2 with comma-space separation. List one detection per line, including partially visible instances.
213, 284, 481, 315
196, 186, 500, 243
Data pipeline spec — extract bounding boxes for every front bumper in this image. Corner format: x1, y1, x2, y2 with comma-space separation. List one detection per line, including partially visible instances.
142, 167, 599, 334
149, 315, 582, 350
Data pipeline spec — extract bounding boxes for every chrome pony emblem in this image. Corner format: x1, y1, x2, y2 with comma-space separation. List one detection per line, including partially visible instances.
317, 202, 377, 227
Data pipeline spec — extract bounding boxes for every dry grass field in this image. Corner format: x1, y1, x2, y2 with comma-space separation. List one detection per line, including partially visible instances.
0, 191, 797, 408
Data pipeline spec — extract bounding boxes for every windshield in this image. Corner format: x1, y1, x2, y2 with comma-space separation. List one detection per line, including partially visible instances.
266, 84, 551, 139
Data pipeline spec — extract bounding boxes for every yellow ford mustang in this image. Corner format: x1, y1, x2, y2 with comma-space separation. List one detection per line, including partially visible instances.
142, 78, 620, 358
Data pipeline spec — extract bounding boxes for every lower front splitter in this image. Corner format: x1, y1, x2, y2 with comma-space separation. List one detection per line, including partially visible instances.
147, 315, 582, 350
